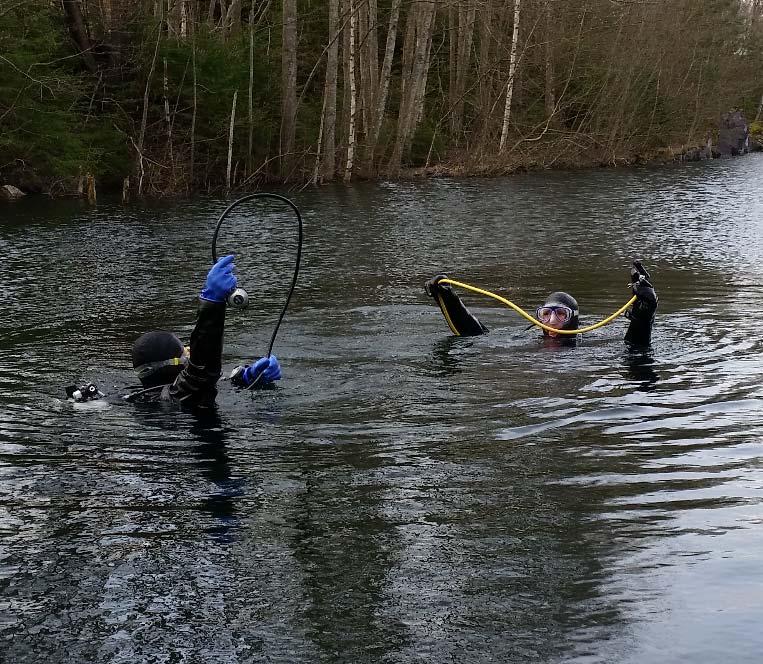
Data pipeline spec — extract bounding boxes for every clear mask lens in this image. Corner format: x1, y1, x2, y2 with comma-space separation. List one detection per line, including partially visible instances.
536, 306, 573, 324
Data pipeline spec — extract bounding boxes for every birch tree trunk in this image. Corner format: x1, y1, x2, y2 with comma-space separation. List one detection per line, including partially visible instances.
280, 0, 298, 178
227, 90, 238, 192
163, 57, 173, 163
180, 0, 189, 38
344, 0, 358, 182
544, 0, 556, 123
499, 0, 522, 152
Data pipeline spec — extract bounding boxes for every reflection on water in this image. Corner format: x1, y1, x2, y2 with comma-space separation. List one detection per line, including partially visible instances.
2, 156, 763, 662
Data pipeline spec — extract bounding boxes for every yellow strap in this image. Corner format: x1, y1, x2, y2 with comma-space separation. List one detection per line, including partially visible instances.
435, 292, 461, 336
439, 278, 637, 335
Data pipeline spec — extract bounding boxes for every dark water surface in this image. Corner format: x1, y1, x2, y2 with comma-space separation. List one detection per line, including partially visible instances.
2, 157, 763, 663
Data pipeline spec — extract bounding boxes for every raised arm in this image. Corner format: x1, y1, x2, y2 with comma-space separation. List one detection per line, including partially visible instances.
425, 274, 489, 337
168, 255, 236, 406
624, 260, 658, 347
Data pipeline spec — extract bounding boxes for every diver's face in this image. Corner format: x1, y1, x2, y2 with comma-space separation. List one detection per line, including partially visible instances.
536, 305, 574, 337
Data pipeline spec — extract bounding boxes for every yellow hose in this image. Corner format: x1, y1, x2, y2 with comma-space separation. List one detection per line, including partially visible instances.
438, 278, 637, 335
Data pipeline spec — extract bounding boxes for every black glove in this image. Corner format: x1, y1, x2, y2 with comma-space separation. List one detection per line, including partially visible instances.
425, 274, 449, 298
629, 260, 657, 306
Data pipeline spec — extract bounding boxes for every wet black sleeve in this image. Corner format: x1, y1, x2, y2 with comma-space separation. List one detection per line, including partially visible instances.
167, 299, 227, 406
432, 284, 488, 337
624, 294, 657, 347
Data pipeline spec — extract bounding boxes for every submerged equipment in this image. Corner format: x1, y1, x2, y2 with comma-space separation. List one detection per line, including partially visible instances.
438, 278, 636, 335
66, 383, 103, 402
212, 193, 303, 386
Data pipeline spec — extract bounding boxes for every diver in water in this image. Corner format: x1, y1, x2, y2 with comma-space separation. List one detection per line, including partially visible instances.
425, 261, 657, 347
67, 255, 281, 405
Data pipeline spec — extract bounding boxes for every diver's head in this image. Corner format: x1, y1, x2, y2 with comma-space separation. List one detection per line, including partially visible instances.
131, 331, 188, 387
536, 292, 579, 338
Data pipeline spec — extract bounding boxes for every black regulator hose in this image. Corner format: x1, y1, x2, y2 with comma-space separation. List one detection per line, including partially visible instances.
211, 192, 303, 358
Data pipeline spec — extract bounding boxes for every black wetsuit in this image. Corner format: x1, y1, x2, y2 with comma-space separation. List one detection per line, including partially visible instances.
126, 299, 226, 406
431, 283, 657, 347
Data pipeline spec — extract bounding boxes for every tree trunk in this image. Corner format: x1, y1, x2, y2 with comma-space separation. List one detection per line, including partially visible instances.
448, 3, 457, 134
475, 1, 495, 151
163, 57, 173, 163
499, 0, 522, 152
101, 0, 113, 33
544, 0, 556, 123
62, 0, 98, 73
316, 0, 339, 181
280, 0, 298, 178
412, 6, 437, 128
248, 13, 255, 172
389, 0, 437, 173
367, 0, 401, 167
136, 24, 162, 196
357, 1, 371, 143
227, 90, 238, 192
344, 0, 357, 182
450, 1, 476, 138
190, 39, 197, 188
225, 0, 243, 37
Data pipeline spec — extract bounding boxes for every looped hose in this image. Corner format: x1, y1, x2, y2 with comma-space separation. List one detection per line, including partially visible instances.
212, 193, 303, 356
438, 278, 636, 335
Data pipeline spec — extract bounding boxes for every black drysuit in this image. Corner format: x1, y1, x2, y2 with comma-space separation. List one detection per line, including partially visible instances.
126, 299, 226, 406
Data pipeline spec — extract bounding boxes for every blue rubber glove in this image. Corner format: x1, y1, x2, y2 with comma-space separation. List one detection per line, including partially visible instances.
201, 254, 237, 303
243, 355, 281, 387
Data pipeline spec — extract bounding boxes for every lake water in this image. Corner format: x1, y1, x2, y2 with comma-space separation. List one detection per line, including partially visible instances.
2, 156, 763, 662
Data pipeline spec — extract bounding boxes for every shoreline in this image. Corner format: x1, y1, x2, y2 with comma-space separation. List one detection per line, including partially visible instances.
2, 139, 760, 203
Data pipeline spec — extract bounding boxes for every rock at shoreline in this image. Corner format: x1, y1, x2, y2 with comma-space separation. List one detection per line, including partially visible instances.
0, 184, 25, 201
718, 109, 749, 157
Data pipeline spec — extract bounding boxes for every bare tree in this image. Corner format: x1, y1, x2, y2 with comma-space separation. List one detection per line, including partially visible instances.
389, 0, 438, 173
544, 0, 556, 123
62, 0, 98, 73
499, 0, 522, 152
366, 0, 402, 170
315, 0, 340, 182
449, 0, 476, 139
280, 0, 298, 178
227, 89, 238, 191
344, 0, 357, 181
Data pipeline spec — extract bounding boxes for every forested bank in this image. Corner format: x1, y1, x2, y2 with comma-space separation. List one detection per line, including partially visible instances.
2, 0, 763, 198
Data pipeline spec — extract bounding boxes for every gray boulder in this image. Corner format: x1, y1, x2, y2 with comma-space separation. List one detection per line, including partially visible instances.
717, 109, 749, 157
0, 184, 26, 200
